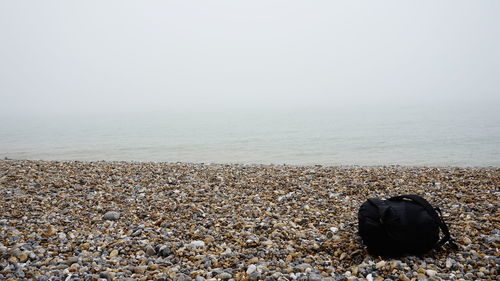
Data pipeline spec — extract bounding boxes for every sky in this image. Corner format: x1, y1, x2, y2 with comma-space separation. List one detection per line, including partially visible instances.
0, 0, 499, 115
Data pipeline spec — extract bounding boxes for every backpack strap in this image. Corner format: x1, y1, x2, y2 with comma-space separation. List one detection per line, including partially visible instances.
389, 194, 457, 249
433, 206, 459, 250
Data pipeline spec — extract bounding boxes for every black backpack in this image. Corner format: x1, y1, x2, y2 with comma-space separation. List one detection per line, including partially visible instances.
358, 194, 457, 257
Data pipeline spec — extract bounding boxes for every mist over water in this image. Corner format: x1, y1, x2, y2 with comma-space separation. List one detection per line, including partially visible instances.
1, 103, 498, 167
1, 2, 499, 166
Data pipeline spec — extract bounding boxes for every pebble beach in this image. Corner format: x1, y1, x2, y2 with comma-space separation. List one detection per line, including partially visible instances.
0, 160, 498, 281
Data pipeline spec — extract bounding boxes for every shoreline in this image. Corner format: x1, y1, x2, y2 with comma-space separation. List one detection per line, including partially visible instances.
2, 158, 499, 170
1, 160, 498, 280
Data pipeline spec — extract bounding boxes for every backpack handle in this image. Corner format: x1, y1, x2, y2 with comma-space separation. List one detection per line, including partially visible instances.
389, 194, 457, 249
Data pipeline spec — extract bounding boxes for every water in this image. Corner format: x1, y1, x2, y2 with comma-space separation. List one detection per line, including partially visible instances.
1, 103, 499, 167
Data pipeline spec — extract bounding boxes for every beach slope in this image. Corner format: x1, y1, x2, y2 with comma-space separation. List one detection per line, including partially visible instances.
0, 160, 498, 280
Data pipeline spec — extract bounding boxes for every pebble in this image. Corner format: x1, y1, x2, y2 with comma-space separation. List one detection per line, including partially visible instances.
445, 258, 454, 269
425, 269, 437, 277
46, 224, 56, 236
109, 249, 118, 258
247, 264, 257, 275
0, 160, 497, 281
103, 211, 120, 221
174, 273, 192, 281
217, 272, 232, 280
187, 240, 205, 249
145, 245, 156, 256
483, 235, 500, 244
16, 252, 28, 262
375, 261, 386, 269
249, 271, 260, 280
133, 266, 147, 274
462, 237, 472, 245
158, 245, 172, 257
309, 273, 321, 281
99, 271, 114, 281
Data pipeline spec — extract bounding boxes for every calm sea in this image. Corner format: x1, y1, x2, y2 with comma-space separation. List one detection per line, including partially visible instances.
1, 104, 499, 167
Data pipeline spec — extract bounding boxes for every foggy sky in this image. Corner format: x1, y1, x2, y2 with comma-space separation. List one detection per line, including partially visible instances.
1, 0, 499, 114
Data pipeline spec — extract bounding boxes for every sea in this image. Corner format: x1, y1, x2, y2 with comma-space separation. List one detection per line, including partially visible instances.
1, 103, 499, 167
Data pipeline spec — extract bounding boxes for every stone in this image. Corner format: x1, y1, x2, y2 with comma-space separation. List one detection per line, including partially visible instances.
398, 274, 411, 281
109, 249, 118, 258
46, 224, 56, 236
158, 245, 172, 257
309, 273, 322, 281
17, 252, 28, 262
131, 229, 142, 237
445, 258, 454, 269
425, 270, 437, 277
81, 242, 91, 250
58, 232, 67, 240
133, 266, 147, 274
99, 271, 114, 281
103, 211, 120, 221
416, 273, 427, 280
145, 245, 156, 256
462, 237, 472, 245
483, 235, 500, 244
248, 257, 259, 264
249, 271, 261, 281
174, 273, 192, 281
28, 251, 37, 260
217, 272, 232, 280
375, 261, 386, 269
148, 263, 159, 270
186, 241, 205, 249
247, 264, 257, 275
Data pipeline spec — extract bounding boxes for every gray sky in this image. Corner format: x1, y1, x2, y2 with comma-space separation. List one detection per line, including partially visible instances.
0, 0, 499, 114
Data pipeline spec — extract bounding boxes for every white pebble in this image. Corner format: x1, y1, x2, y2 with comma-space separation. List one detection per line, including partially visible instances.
376, 261, 386, 269
187, 240, 205, 249
426, 269, 438, 277
246, 264, 257, 275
